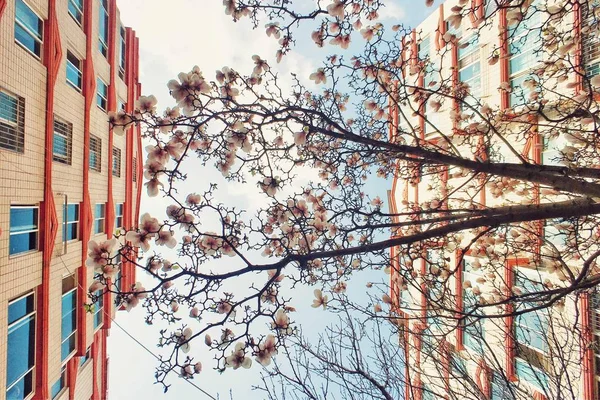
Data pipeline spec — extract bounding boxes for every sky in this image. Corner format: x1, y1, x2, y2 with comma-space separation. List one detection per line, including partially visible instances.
108, 1, 429, 399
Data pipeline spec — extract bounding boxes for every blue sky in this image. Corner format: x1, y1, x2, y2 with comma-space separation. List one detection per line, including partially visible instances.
109, 1, 429, 398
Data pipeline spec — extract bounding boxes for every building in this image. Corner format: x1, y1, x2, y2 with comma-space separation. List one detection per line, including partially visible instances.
0, 0, 142, 399
388, 1, 600, 399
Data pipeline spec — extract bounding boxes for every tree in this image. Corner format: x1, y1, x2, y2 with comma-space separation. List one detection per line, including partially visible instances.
90, 0, 600, 398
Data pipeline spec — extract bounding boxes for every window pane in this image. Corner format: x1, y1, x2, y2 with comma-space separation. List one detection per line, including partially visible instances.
16, 0, 42, 39
10, 208, 37, 233
53, 135, 68, 157
6, 369, 33, 400
9, 232, 37, 254
7, 315, 35, 388
14, 23, 41, 56
0, 92, 18, 123
66, 61, 82, 89
8, 295, 34, 325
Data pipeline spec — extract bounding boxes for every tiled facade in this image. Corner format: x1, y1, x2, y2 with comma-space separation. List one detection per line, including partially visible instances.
0, 0, 141, 399
389, 1, 600, 400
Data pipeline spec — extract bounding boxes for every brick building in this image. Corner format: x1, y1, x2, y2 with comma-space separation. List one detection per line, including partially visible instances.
0, 0, 142, 398
389, 0, 600, 399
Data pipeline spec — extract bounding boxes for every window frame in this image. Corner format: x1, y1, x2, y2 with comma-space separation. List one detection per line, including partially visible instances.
461, 256, 486, 354
63, 203, 80, 242
52, 116, 73, 165
458, 35, 481, 111
115, 203, 124, 230
66, 51, 83, 91
89, 135, 102, 172
0, 89, 26, 153
119, 25, 126, 79
94, 203, 106, 235
98, 0, 109, 57
9, 205, 39, 256
60, 275, 77, 363
14, 0, 44, 59
96, 78, 108, 111
6, 292, 36, 400
68, 0, 84, 26
93, 290, 104, 330
112, 146, 121, 177
50, 364, 67, 399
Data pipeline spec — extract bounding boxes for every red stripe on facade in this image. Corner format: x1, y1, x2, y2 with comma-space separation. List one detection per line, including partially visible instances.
36, 1, 62, 397
103, 0, 119, 331
101, 330, 109, 399
573, 1, 584, 92
78, 0, 97, 356
91, 332, 100, 399
499, 8, 509, 110
455, 249, 464, 350
0, 0, 6, 20
67, 356, 78, 399
435, 4, 445, 51
580, 293, 595, 400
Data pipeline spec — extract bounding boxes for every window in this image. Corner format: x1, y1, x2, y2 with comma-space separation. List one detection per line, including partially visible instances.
115, 203, 124, 229
508, 2, 542, 106
491, 371, 515, 400
89, 135, 101, 172
515, 358, 548, 391
96, 78, 108, 111
61, 275, 77, 362
94, 203, 106, 234
6, 292, 35, 400
541, 134, 569, 166
68, 0, 84, 25
66, 51, 82, 90
15, 0, 43, 58
583, 0, 600, 78
514, 271, 547, 352
426, 249, 444, 331
462, 257, 485, 353
0, 90, 25, 153
458, 36, 481, 111
485, 0, 500, 18
132, 157, 137, 182
450, 352, 467, 378
98, 0, 109, 57
112, 146, 121, 177
542, 218, 568, 251
63, 204, 79, 242
53, 117, 73, 164
119, 26, 126, 79
9, 206, 39, 255
93, 290, 104, 329
418, 36, 430, 61
50, 365, 66, 399
79, 346, 91, 367
118, 98, 126, 111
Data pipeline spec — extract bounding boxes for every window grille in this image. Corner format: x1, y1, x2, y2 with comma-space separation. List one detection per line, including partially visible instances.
112, 146, 121, 177
89, 135, 102, 172
0, 90, 25, 153
53, 117, 73, 164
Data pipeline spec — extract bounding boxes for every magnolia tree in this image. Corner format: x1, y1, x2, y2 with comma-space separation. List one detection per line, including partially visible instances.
88, 0, 600, 397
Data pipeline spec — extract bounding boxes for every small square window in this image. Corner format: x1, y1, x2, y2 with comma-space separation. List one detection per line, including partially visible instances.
0, 90, 25, 153
14, 0, 43, 58
63, 204, 80, 242
9, 206, 39, 255
68, 0, 84, 25
66, 51, 83, 90
79, 346, 92, 367
94, 203, 106, 235
112, 146, 121, 177
96, 78, 108, 111
89, 135, 102, 172
53, 117, 73, 164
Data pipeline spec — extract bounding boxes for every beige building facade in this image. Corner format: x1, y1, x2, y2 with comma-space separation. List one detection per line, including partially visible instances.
0, 0, 141, 399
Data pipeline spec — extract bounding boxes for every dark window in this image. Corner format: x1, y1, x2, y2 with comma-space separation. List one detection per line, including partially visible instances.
94, 203, 106, 234
66, 51, 82, 90
96, 78, 108, 111
68, 0, 84, 25
119, 26, 126, 79
115, 203, 124, 229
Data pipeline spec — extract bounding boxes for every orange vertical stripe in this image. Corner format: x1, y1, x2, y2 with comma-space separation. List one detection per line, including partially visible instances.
499, 8, 509, 110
